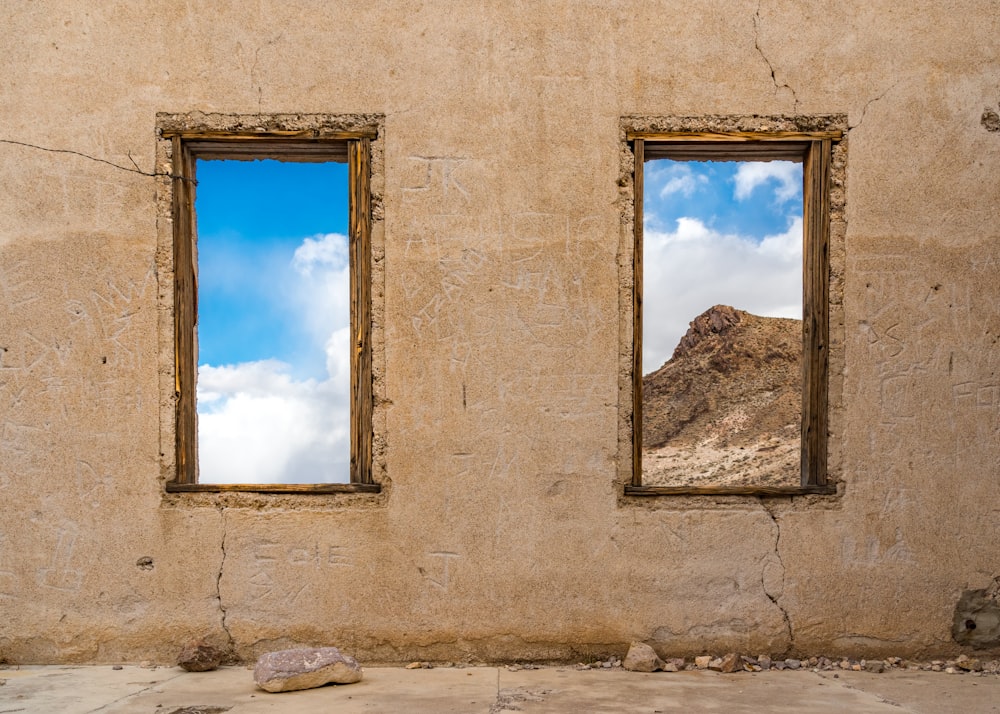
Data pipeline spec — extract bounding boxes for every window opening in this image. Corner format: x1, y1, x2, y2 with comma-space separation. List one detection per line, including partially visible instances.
162, 126, 377, 493
627, 128, 839, 495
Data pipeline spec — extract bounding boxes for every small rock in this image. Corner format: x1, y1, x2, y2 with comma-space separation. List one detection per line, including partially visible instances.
0, 679, 5, 685
945, 667, 959, 674
707, 657, 724, 671
785, 659, 801, 670
623, 642, 664, 673
956, 655, 983, 672
254, 647, 363, 693
758, 655, 772, 671
852, 664, 862, 671
112, 665, 123, 671
694, 655, 712, 669
177, 639, 223, 672
661, 661, 679, 672
931, 664, 942, 672
405, 662, 422, 669
139, 660, 155, 669
718, 653, 741, 674
807, 656, 819, 667
864, 661, 885, 673
839, 660, 851, 670
773, 661, 786, 671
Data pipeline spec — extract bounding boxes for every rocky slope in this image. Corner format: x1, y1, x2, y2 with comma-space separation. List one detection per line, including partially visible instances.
641, 305, 802, 488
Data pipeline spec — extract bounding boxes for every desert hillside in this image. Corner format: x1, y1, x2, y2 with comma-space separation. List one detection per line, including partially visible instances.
642, 305, 802, 488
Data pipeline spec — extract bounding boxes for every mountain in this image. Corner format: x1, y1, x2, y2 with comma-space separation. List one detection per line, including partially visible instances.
641, 305, 802, 488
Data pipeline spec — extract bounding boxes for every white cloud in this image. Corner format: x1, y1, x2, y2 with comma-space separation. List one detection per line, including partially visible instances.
197, 361, 349, 484
642, 216, 803, 374
733, 161, 801, 203
292, 232, 349, 276
197, 233, 352, 484
653, 163, 710, 199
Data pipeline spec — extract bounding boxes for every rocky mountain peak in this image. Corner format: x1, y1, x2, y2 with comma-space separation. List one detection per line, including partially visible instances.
671, 304, 743, 360
642, 305, 803, 488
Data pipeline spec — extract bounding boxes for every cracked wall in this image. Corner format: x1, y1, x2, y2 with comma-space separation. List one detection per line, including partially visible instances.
1, 0, 1000, 664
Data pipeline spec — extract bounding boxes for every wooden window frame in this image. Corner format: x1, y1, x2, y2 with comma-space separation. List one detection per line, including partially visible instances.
625, 129, 841, 497
162, 129, 378, 494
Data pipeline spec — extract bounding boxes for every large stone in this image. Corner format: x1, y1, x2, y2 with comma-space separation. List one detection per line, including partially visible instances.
253, 647, 363, 693
176, 639, 223, 672
622, 642, 664, 672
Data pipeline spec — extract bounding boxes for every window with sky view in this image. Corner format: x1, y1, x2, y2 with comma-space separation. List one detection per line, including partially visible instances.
194, 159, 351, 484
642, 159, 804, 373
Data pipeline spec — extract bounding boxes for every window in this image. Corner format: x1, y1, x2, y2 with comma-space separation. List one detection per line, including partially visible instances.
623, 117, 844, 495
158, 115, 381, 493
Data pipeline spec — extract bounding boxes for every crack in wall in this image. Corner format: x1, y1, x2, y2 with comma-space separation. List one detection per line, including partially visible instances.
753, 1, 799, 111
760, 499, 793, 655
851, 81, 902, 131
216, 507, 234, 656
249, 34, 283, 115
0, 138, 187, 181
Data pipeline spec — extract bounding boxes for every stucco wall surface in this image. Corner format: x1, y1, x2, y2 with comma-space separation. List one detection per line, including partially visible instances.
1, 1, 998, 663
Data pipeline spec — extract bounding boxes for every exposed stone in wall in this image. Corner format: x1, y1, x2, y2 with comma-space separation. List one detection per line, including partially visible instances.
954, 582, 1000, 649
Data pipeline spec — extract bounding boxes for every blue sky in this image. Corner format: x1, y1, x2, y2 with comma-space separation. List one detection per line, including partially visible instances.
642, 159, 804, 374
195, 159, 351, 484
196, 159, 349, 377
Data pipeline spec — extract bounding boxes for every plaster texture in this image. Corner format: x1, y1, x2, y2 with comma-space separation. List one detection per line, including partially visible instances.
1, 0, 999, 665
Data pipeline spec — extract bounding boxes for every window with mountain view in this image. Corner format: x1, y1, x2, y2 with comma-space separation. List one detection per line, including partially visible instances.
626, 124, 841, 495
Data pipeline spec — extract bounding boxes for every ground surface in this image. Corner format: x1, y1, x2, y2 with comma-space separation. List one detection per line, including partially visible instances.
2, 665, 999, 713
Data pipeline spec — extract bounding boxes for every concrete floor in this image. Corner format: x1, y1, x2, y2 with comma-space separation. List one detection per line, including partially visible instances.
2, 664, 999, 713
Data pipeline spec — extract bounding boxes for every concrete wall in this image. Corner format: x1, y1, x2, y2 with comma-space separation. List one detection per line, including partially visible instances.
1, 1, 998, 663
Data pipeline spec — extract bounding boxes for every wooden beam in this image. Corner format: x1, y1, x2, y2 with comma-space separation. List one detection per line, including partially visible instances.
160, 129, 377, 140
166, 482, 381, 494
350, 138, 374, 485
625, 484, 837, 497
626, 130, 843, 142
802, 140, 831, 487
632, 139, 644, 488
172, 136, 197, 485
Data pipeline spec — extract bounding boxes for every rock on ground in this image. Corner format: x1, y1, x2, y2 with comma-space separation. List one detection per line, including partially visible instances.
177, 640, 223, 672
623, 642, 664, 672
253, 647, 363, 693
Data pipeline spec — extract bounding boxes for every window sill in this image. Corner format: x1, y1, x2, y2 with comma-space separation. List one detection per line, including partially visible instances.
624, 484, 837, 497
165, 482, 381, 495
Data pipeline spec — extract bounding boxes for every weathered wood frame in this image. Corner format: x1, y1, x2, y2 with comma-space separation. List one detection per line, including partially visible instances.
626, 130, 840, 497
163, 130, 378, 494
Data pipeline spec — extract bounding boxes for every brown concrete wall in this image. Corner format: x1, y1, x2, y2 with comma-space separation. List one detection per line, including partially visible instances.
1, 1, 998, 663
